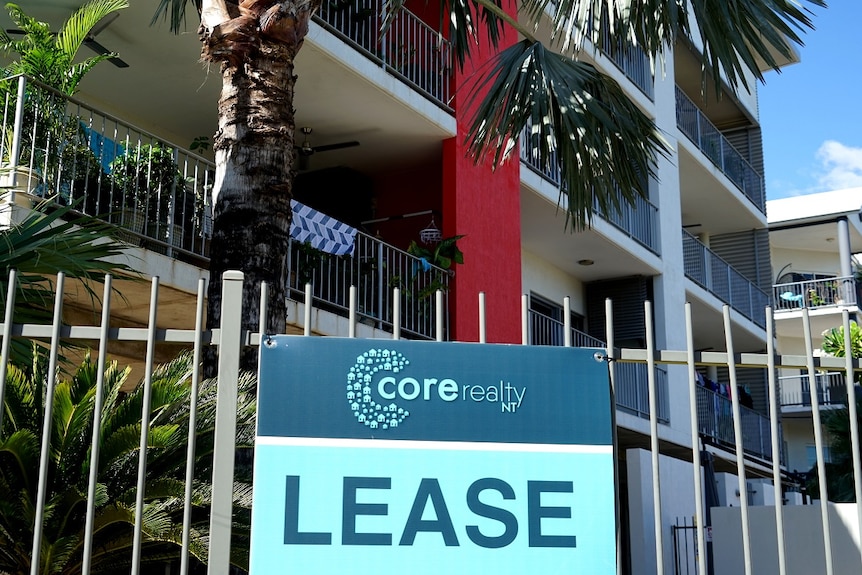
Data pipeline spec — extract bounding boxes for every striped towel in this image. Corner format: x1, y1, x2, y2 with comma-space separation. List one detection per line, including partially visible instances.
290, 200, 357, 256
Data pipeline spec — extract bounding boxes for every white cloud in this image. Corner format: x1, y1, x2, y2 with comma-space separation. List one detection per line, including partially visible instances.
814, 140, 862, 191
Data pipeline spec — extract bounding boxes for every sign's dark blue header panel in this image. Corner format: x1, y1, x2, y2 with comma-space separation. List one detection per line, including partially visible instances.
258, 336, 612, 446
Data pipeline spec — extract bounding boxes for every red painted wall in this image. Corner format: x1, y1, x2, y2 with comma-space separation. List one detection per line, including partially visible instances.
371, 159, 442, 250
442, 0, 522, 343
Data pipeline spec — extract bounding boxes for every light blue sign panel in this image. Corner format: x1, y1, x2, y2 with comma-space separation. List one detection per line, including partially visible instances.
250, 337, 615, 574
251, 441, 615, 574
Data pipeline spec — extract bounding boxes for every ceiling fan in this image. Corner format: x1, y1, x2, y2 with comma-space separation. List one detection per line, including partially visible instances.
6, 12, 128, 68
295, 127, 360, 171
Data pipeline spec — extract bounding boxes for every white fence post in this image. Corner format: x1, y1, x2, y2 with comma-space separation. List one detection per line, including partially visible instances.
207, 271, 245, 575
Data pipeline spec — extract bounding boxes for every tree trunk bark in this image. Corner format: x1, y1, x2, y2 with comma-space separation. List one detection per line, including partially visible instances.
201, 1, 317, 373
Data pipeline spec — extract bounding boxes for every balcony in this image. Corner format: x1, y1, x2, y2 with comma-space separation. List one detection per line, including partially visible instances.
696, 384, 778, 463
675, 86, 765, 214
773, 276, 858, 313
287, 231, 450, 340
588, 12, 654, 100
0, 76, 448, 340
315, 0, 452, 109
682, 229, 769, 329
519, 132, 661, 254
528, 309, 670, 423
779, 372, 848, 410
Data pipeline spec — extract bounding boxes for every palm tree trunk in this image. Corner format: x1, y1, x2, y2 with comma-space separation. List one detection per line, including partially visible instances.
201, 1, 317, 371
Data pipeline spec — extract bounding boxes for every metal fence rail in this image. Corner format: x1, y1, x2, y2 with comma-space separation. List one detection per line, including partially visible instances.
682, 229, 769, 328
675, 85, 765, 213
315, 0, 452, 108
0, 76, 214, 262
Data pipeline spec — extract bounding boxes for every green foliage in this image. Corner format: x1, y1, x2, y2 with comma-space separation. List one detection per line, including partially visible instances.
109, 143, 182, 224
0, 202, 137, 366
0, 351, 255, 574
822, 321, 862, 367
0, 0, 129, 96
807, 321, 862, 502
407, 235, 464, 271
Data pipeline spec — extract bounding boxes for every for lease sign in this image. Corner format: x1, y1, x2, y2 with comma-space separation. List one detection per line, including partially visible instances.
250, 337, 616, 574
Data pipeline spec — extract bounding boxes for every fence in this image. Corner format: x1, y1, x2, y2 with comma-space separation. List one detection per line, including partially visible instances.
528, 308, 670, 422
2, 271, 861, 575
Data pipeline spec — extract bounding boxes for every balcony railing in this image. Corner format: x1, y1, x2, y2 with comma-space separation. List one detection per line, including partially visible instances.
0, 76, 449, 340
519, 131, 661, 254
528, 309, 670, 423
696, 384, 777, 463
779, 372, 848, 408
773, 276, 858, 312
675, 86, 765, 214
315, 0, 452, 109
587, 12, 654, 100
288, 232, 449, 340
682, 229, 769, 328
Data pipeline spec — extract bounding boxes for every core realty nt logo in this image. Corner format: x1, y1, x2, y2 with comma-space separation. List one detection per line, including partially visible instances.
345, 348, 527, 430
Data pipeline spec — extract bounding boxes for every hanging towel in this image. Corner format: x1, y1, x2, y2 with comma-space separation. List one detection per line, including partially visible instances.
290, 200, 358, 256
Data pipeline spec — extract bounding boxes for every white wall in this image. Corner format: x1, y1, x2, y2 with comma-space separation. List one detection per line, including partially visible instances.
712, 503, 862, 575
626, 448, 699, 575
520, 249, 585, 312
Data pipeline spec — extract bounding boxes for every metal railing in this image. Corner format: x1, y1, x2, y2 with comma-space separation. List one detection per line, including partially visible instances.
773, 276, 858, 312
0, 76, 449, 339
0, 76, 214, 262
287, 232, 450, 340
316, 0, 452, 109
588, 12, 654, 99
528, 309, 670, 422
696, 384, 777, 463
682, 229, 769, 328
779, 371, 848, 408
675, 85, 765, 213
519, 130, 661, 254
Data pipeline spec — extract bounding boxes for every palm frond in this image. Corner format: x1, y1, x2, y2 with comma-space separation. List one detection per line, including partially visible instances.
519, 0, 825, 92
151, 0, 203, 33
467, 39, 667, 229
56, 0, 129, 63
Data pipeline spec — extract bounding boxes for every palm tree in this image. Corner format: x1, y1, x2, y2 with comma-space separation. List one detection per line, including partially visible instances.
151, 0, 824, 359
0, 351, 256, 575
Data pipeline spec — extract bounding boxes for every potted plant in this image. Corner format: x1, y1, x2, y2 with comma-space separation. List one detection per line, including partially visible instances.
108, 143, 183, 247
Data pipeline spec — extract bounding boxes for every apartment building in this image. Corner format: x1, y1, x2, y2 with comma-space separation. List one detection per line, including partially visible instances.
767, 188, 862, 475
0, 1, 800, 572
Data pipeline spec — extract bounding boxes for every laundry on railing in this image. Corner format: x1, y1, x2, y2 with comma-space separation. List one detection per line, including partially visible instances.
290, 200, 358, 256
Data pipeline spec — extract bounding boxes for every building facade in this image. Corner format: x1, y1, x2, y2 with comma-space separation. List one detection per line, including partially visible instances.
0, 1, 811, 572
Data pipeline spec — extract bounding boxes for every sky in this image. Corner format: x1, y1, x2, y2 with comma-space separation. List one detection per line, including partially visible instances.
759, 2, 862, 200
